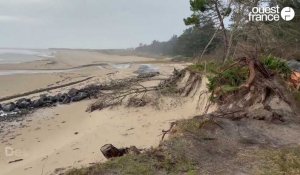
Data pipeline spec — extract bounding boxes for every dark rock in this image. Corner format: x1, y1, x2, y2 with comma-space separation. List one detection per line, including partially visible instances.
81, 85, 100, 98
39, 95, 53, 107
16, 98, 32, 109
54, 93, 62, 101
2, 102, 16, 112
58, 93, 70, 104
40, 94, 51, 103
0, 83, 102, 120
100, 144, 127, 159
32, 99, 44, 108
137, 72, 160, 79
31, 96, 52, 108
49, 96, 58, 103
71, 92, 88, 102
68, 88, 79, 97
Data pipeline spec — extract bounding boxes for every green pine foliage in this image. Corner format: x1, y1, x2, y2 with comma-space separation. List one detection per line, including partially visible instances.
261, 55, 292, 79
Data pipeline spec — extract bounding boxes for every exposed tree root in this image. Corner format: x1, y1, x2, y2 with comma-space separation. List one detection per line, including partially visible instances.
214, 57, 291, 106
181, 73, 202, 97
161, 122, 177, 141
86, 86, 157, 112
87, 69, 190, 112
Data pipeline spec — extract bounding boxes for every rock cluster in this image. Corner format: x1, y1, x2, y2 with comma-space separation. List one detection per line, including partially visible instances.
0, 85, 101, 121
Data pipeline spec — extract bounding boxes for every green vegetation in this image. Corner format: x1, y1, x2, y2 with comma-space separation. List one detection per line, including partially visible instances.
135, 22, 221, 58
256, 147, 300, 175
188, 61, 248, 97
188, 55, 293, 100
66, 116, 300, 175
261, 55, 292, 79
66, 141, 198, 175
66, 118, 300, 175
67, 154, 160, 175
66, 119, 214, 175
184, 0, 230, 61
135, 1, 300, 63
207, 66, 248, 92
187, 62, 219, 74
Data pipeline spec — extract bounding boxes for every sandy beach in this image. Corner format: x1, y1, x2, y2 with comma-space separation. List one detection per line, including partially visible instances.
0, 50, 200, 175
0, 50, 158, 70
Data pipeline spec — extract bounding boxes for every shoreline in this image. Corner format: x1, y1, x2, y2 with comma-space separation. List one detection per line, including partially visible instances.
0, 50, 189, 98
0, 50, 191, 175
0, 61, 182, 75
0, 50, 161, 70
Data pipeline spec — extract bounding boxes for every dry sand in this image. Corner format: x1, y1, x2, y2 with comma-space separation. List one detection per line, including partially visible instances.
0, 50, 200, 175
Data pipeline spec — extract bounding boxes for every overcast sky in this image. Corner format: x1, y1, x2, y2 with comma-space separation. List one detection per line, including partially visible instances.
0, 0, 191, 49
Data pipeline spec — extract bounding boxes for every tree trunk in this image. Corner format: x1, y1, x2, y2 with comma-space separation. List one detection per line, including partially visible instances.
198, 27, 219, 62
214, 2, 229, 63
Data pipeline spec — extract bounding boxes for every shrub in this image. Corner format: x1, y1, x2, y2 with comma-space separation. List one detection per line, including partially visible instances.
262, 55, 292, 79
207, 66, 248, 92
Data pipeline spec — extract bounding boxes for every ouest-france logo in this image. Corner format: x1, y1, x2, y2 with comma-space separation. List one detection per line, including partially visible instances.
249, 5, 295, 21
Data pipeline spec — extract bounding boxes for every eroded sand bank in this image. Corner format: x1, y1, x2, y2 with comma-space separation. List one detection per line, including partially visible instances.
0, 50, 199, 175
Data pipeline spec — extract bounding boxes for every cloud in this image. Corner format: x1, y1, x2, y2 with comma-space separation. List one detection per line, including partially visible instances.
0, 0, 191, 49
0, 0, 46, 4
0, 15, 36, 23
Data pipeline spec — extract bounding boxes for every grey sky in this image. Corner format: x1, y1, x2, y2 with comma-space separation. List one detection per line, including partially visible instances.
0, 0, 191, 49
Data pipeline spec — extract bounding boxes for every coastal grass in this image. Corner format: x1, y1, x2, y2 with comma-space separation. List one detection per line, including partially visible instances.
65, 119, 205, 175
66, 118, 223, 175
65, 116, 300, 175
67, 154, 159, 175
66, 146, 197, 175
187, 62, 219, 74
254, 147, 300, 175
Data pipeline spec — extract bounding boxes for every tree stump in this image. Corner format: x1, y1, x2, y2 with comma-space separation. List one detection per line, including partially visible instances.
100, 144, 126, 159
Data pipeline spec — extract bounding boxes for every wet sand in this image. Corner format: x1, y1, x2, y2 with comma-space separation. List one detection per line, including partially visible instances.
0, 50, 158, 70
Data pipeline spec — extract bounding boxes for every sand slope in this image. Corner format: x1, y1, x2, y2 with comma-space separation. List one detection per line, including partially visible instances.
0, 51, 196, 175
0, 95, 208, 175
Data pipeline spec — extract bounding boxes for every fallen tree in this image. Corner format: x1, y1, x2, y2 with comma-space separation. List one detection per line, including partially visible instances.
86, 56, 294, 115
66, 56, 300, 175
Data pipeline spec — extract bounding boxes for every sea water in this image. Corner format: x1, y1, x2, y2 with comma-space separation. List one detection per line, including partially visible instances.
0, 48, 55, 64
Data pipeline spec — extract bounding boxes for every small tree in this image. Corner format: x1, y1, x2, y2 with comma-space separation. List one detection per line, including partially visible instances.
184, 0, 232, 62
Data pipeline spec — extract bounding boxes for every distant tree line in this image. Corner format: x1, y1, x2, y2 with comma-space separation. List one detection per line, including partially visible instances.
135, 21, 221, 58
